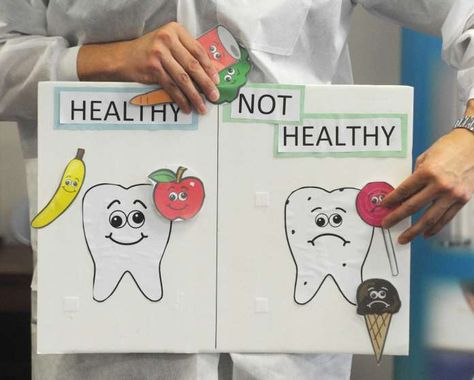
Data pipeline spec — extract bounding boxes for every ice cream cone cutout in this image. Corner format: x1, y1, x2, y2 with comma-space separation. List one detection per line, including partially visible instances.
357, 279, 401, 363
130, 25, 251, 106
356, 182, 399, 276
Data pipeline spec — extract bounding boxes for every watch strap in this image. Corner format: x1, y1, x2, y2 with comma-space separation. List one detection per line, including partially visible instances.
454, 116, 474, 133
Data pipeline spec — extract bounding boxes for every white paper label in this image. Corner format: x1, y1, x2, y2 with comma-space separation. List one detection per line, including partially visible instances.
277, 116, 405, 156
58, 90, 195, 129
229, 86, 302, 123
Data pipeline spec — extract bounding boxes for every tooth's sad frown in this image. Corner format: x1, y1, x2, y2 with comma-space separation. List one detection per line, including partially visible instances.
82, 183, 172, 302
285, 187, 373, 305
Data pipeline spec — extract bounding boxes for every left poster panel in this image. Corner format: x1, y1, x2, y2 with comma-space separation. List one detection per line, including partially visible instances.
36, 82, 217, 353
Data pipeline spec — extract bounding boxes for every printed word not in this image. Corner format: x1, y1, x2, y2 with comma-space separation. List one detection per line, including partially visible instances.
229, 86, 302, 123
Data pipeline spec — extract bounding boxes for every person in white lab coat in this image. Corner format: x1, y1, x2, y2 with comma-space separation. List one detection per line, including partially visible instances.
0, 1, 473, 379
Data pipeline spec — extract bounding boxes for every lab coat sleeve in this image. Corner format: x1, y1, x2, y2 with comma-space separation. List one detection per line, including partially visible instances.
441, 2, 474, 106
0, 0, 79, 122
355, 0, 474, 106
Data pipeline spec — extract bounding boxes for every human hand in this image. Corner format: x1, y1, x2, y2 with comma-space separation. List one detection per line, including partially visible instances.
381, 108, 474, 244
78, 22, 220, 114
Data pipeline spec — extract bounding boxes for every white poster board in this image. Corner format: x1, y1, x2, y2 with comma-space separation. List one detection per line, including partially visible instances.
37, 82, 412, 356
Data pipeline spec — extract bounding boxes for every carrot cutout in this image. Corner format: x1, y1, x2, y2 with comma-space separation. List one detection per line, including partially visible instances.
130, 89, 173, 106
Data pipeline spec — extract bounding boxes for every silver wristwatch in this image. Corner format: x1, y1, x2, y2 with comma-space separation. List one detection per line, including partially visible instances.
454, 116, 474, 133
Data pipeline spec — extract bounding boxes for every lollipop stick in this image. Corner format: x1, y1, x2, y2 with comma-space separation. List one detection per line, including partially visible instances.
381, 227, 399, 276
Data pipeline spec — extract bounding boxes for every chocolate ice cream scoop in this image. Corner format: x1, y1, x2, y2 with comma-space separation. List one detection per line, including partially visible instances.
357, 279, 401, 315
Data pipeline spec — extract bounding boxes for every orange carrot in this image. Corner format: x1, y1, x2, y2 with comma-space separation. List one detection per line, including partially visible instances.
130, 89, 173, 106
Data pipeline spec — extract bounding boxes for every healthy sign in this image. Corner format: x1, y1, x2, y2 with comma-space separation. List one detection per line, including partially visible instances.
276, 114, 407, 157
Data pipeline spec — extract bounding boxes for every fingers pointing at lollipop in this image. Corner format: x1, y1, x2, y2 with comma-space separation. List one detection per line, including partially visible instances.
380, 129, 474, 244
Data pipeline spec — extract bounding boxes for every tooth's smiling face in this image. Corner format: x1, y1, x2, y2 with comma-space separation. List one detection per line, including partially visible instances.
285, 187, 373, 305
83, 183, 171, 302
105, 198, 149, 245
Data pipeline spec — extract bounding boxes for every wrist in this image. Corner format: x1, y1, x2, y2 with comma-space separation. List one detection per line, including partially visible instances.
451, 127, 474, 139
451, 122, 474, 145
77, 41, 130, 81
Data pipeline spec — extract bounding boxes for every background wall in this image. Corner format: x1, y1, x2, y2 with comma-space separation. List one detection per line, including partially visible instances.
0, 122, 28, 243
348, 7, 400, 380
349, 6, 401, 85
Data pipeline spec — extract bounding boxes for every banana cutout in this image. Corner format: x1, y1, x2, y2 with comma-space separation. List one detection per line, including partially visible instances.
32, 149, 86, 229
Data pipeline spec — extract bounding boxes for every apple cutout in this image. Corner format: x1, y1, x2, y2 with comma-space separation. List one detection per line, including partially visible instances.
148, 166, 205, 221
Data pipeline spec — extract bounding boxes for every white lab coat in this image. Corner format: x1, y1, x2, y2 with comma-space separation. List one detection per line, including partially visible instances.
1, 1, 473, 379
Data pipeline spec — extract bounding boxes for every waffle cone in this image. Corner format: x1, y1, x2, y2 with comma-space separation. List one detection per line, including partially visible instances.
364, 312, 392, 363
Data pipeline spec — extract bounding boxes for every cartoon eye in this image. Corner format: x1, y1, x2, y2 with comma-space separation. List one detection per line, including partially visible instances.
378, 194, 385, 202
227, 67, 235, 75
168, 192, 178, 201
72, 181, 78, 187
213, 51, 221, 60
65, 179, 71, 186
329, 213, 343, 227
224, 74, 233, 82
315, 213, 329, 227
378, 290, 387, 299
128, 210, 145, 228
178, 192, 188, 201
369, 291, 378, 299
109, 210, 127, 229
209, 44, 217, 53
370, 195, 379, 205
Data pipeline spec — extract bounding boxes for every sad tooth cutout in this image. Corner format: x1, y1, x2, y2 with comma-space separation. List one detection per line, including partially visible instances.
285, 186, 374, 305
82, 183, 172, 302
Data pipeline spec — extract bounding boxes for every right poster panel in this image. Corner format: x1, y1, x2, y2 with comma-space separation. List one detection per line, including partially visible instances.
217, 84, 413, 358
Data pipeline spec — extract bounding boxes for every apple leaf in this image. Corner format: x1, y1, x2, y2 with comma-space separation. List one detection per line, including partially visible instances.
148, 168, 177, 183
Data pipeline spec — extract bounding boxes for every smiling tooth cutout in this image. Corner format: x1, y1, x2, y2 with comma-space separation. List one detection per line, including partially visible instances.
82, 183, 172, 302
285, 187, 374, 305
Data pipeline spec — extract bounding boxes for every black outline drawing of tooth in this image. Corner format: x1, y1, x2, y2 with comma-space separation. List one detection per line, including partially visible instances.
82, 183, 172, 302
284, 186, 374, 305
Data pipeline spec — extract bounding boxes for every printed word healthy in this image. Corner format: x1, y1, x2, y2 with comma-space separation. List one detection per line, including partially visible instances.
69, 100, 181, 123
277, 117, 404, 155
281, 124, 396, 147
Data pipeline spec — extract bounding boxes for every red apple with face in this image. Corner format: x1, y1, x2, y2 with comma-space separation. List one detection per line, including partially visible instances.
148, 167, 205, 221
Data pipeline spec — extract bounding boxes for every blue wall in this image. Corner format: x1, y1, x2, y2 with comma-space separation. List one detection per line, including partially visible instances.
396, 29, 474, 380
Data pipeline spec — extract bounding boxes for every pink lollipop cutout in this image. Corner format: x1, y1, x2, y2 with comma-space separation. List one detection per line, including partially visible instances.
356, 182, 399, 276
